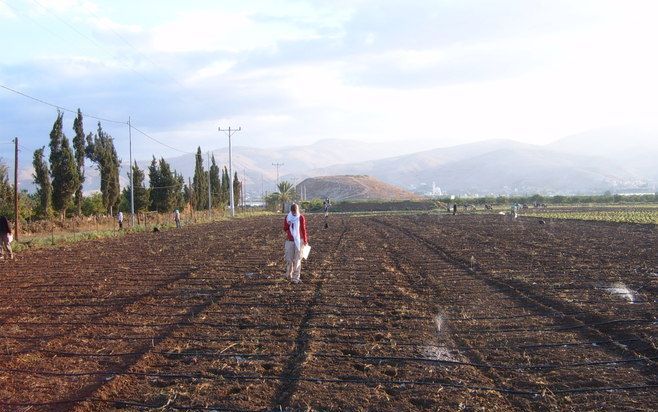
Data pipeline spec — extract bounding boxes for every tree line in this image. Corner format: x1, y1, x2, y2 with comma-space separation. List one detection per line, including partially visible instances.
0, 110, 241, 221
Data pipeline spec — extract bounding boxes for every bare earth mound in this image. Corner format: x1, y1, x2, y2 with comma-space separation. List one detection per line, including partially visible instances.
297, 175, 419, 201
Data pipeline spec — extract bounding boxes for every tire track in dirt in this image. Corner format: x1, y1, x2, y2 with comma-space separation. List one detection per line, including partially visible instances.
372, 221, 533, 410
373, 217, 657, 376
423, 217, 658, 365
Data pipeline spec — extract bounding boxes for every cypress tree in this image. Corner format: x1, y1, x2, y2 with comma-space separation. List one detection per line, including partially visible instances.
32, 147, 52, 218
233, 171, 241, 207
148, 157, 180, 212
209, 155, 221, 206
49, 112, 80, 217
72, 109, 86, 215
192, 147, 208, 210
122, 162, 149, 213
148, 156, 164, 212
86, 122, 121, 214
220, 166, 230, 205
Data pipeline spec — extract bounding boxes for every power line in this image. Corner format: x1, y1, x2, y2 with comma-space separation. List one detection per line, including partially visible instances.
1, 83, 195, 156
83, 7, 191, 93
129, 125, 194, 155
0, 84, 126, 125
26, 0, 203, 108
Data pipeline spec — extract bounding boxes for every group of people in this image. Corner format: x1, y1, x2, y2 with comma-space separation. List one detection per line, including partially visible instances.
117, 209, 182, 229
3, 203, 311, 282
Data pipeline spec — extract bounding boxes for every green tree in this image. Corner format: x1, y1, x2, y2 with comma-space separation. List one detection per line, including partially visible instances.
49, 112, 80, 218
86, 122, 121, 214
82, 192, 105, 216
148, 157, 182, 212
220, 166, 230, 205
273, 180, 295, 212
148, 156, 164, 212
122, 161, 149, 213
233, 171, 241, 207
209, 155, 221, 207
0, 160, 13, 218
72, 109, 86, 215
193, 147, 208, 210
32, 147, 53, 218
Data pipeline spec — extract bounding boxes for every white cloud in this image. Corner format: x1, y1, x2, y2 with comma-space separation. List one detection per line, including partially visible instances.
3, 0, 658, 163
149, 10, 319, 54
186, 60, 237, 84
0, 1, 17, 19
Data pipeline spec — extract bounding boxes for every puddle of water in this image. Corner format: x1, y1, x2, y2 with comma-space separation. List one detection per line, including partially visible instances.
604, 282, 635, 303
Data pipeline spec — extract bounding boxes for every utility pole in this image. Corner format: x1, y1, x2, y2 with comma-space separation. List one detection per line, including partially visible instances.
128, 117, 135, 227
13, 137, 18, 241
218, 126, 242, 217
207, 151, 212, 217
272, 162, 284, 186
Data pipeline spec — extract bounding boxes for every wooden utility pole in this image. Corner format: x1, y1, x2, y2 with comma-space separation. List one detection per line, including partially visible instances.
13, 137, 18, 241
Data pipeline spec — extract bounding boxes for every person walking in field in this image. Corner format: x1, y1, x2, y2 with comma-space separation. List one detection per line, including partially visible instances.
117, 211, 124, 229
0, 216, 14, 260
174, 209, 181, 228
323, 197, 331, 217
283, 203, 308, 284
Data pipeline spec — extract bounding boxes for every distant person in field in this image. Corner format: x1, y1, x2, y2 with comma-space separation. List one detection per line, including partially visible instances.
453, 204, 457, 215
0, 216, 13, 260
323, 197, 331, 217
174, 209, 181, 228
511, 203, 519, 219
117, 211, 124, 229
283, 203, 308, 284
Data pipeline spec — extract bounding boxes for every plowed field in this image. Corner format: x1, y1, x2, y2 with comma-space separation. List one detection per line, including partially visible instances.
0, 214, 656, 411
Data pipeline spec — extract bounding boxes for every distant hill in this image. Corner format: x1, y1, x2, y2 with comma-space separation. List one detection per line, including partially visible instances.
547, 126, 658, 183
303, 134, 656, 195
16, 127, 658, 197
296, 175, 419, 201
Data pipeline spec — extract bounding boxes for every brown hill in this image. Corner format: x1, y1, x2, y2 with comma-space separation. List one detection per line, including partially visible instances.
296, 175, 419, 201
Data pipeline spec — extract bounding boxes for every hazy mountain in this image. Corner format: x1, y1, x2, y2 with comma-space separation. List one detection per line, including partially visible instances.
302, 136, 654, 195
131, 139, 426, 199
547, 126, 658, 182
16, 128, 657, 197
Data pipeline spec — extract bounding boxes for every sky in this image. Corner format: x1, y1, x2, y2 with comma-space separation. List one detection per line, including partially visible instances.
1, 0, 658, 166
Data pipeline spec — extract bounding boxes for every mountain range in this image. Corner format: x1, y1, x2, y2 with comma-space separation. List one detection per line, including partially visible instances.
15, 126, 658, 197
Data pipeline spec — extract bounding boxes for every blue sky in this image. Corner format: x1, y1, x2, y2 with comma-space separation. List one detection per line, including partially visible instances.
1, 0, 658, 170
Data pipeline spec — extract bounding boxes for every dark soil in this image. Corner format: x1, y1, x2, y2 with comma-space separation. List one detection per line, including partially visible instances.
0, 213, 655, 411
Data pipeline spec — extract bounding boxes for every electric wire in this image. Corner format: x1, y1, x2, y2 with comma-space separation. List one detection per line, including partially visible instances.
0, 84, 126, 125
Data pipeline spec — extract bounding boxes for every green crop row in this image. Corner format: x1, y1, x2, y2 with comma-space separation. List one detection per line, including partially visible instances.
524, 210, 658, 224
